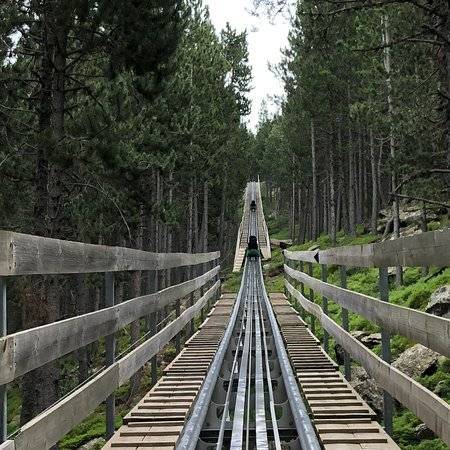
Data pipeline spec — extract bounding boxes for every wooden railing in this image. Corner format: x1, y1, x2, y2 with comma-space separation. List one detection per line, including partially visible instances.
283, 228, 450, 445
0, 231, 220, 450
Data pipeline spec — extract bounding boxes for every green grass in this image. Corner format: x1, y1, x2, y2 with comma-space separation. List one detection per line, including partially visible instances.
222, 270, 242, 292
266, 215, 290, 239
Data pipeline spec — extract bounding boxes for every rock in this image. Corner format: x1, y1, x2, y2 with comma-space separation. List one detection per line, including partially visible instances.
78, 437, 106, 450
351, 330, 370, 341
392, 344, 440, 378
378, 201, 439, 232
399, 224, 421, 238
350, 366, 383, 417
387, 266, 399, 276
270, 238, 293, 248
360, 333, 382, 349
401, 209, 438, 226
415, 423, 435, 440
426, 285, 450, 318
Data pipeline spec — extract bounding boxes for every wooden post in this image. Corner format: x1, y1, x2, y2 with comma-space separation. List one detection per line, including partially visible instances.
321, 265, 329, 354
299, 261, 305, 296
308, 262, 315, 334
189, 265, 196, 337
292, 261, 299, 309
0, 277, 6, 443
339, 266, 351, 380
151, 269, 158, 386
298, 261, 306, 319
217, 258, 221, 300
379, 267, 394, 435
175, 297, 181, 354
104, 272, 115, 440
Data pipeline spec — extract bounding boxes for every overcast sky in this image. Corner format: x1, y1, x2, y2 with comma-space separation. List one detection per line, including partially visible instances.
205, 0, 291, 131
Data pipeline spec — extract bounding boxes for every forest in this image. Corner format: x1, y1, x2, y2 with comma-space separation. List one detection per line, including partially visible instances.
253, 0, 449, 260
0, 0, 449, 449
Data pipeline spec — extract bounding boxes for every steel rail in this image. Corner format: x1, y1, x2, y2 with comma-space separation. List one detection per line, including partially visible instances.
257, 279, 281, 450
215, 285, 248, 450
177, 262, 249, 450
230, 266, 253, 449
254, 263, 269, 449
245, 266, 253, 449
257, 258, 321, 450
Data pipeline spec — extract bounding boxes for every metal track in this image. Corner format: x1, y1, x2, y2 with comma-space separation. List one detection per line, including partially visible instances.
179, 204, 320, 449
104, 188, 399, 450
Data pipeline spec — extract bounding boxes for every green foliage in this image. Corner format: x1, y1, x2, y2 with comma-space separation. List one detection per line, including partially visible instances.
59, 410, 110, 449
390, 269, 450, 310
266, 215, 290, 239
222, 271, 243, 293
7, 385, 21, 435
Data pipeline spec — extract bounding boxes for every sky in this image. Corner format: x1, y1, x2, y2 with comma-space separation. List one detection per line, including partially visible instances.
205, 0, 291, 131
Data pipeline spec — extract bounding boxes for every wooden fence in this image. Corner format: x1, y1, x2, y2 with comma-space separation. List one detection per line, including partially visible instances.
283, 228, 450, 444
0, 231, 220, 450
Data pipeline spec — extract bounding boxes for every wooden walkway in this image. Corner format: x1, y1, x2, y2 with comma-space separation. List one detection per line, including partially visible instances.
233, 181, 271, 272
104, 294, 236, 450
270, 293, 399, 450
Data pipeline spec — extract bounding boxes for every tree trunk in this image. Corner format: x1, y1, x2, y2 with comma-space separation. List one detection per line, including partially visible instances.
167, 171, 174, 286
219, 175, 227, 253
200, 180, 208, 252
356, 130, 363, 224
311, 119, 318, 240
297, 186, 302, 244
348, 124, 356, 236
383, 14, 402, 285
370, 129, 378, 234
329, 142, 337, 244
291, 173, 296, 241
193, 178, 199, 252
21, 8, 62, 428
187, 178, 194, 254
130, 205, 144, 396
322, 179, 328, 235
421, 202, 429, 276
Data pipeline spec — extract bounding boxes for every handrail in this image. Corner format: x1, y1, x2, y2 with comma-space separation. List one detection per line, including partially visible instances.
283, 250, 318, 264
285, 280, 450, 446
0, 266, 220, 384
0, 230, 219, 276
284, 228, 450, 267
284, 264, 450, 358
3, 281, 220, 450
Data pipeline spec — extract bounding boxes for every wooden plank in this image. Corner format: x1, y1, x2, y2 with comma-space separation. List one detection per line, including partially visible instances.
0, 441, 14, 450
318, 244, 375, 267
284, 265, 450, 358
11, 281, 220, 450
372, 228, 450, 267
0, 266, 220, 384
285, 279, 450, 446
284, 250, 319, 264
0, 231, 220, 276
318, 228, 450, 268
